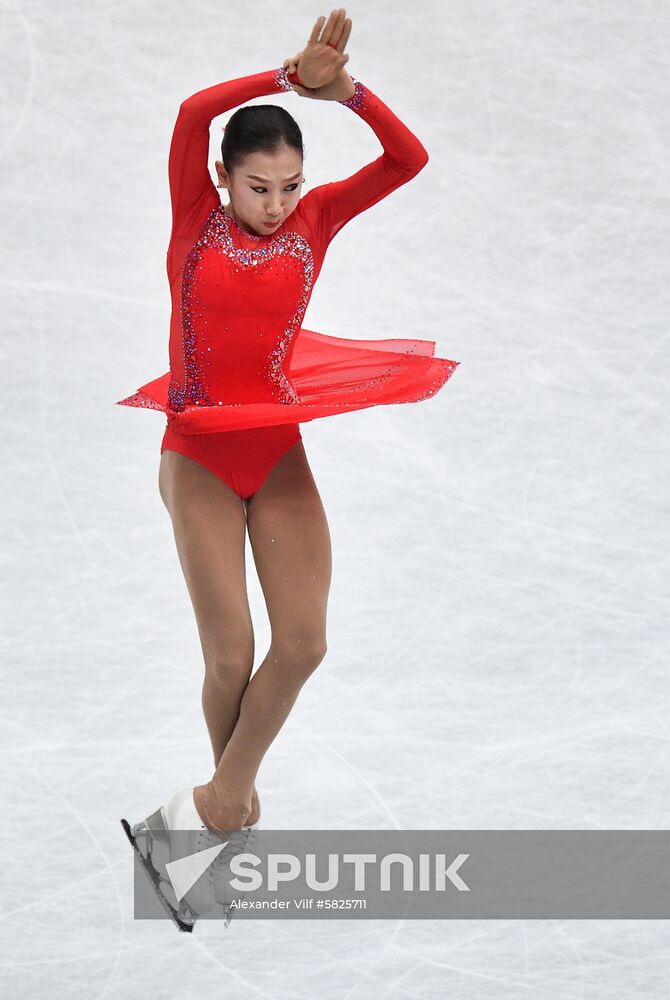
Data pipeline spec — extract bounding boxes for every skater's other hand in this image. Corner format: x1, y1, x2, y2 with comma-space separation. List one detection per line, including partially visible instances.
287, 65, 356, 102
284, 8, 352, 90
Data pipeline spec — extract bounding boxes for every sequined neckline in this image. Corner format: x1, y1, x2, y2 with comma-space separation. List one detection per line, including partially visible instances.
223, 206, 275, 242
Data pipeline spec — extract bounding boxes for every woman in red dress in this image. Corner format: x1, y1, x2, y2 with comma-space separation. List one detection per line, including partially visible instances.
119, 9, 458, 928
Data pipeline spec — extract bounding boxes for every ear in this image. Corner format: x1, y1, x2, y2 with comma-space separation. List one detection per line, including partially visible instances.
214, 160, 228, 189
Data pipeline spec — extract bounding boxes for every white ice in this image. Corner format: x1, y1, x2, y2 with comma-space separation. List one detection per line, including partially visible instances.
1, 0, 669, 996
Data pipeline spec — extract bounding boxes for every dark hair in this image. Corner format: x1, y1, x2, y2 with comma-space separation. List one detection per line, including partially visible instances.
221, 105, 304, 174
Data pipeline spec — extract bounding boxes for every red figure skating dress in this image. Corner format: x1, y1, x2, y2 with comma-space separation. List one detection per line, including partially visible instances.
115, 66, 459, 501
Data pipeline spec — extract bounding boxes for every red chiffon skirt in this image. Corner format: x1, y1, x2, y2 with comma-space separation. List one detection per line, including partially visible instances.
116, 327, 460, 434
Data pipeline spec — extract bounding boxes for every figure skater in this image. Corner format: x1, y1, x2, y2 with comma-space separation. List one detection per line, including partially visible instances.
119, 8, 459, 929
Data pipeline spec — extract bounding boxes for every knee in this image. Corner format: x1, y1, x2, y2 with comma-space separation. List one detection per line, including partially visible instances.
272, 633, 327, 679
203, 651, 254, 688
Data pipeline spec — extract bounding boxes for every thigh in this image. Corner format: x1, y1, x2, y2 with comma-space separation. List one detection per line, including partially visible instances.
245, 439, 332, 641
158, 449, 254, 664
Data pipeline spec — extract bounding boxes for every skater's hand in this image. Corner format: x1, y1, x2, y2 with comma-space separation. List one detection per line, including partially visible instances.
283, 8, 352, 90
286, 65, 356, 102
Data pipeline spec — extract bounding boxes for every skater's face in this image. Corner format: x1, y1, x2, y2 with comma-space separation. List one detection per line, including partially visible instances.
215, 146, 304, 236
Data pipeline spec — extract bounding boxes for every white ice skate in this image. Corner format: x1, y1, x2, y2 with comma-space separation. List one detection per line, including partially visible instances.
121, 787, 238, 932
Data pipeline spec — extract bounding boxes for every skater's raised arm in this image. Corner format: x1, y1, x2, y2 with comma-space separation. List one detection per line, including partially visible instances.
167, 67, 295, 238
297, 66, 429, 244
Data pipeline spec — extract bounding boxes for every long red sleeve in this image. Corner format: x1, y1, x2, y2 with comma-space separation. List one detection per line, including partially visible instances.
304, 77, 430, 245
166, 67, 294, 269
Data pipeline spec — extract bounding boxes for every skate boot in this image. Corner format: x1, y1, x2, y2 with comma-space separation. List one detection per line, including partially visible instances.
121, 787, 230, 932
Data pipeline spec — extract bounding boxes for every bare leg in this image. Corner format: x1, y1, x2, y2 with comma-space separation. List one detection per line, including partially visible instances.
158, 448, 262, 822
193, 439, 332, 831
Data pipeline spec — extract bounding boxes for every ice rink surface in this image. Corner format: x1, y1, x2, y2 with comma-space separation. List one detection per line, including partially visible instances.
1, 0, 669, 995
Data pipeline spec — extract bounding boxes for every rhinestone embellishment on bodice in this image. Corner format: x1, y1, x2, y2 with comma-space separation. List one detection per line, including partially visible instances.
168, 206, 314, 411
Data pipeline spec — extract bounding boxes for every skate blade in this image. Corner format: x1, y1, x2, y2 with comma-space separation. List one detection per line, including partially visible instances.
120, 818, 196, 934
